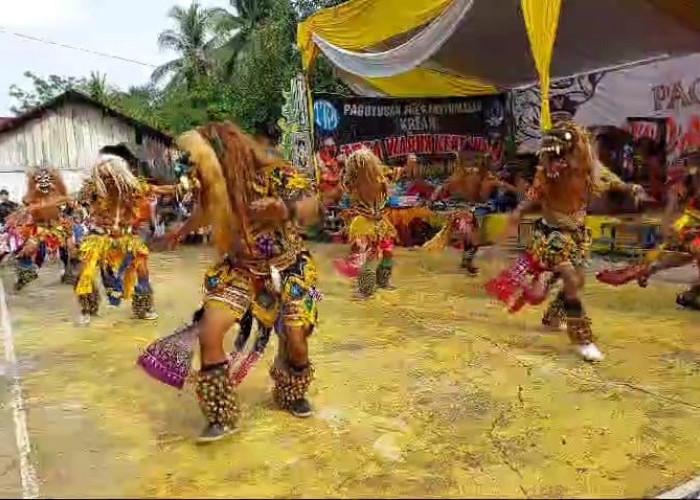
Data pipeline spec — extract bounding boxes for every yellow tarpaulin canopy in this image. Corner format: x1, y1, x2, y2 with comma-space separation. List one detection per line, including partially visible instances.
299, 0, 700, 130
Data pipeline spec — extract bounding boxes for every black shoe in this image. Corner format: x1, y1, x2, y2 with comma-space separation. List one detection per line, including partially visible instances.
289, 398, 313, 418
196, 424, 237, 444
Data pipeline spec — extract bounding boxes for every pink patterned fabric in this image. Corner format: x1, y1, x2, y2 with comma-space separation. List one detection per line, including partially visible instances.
137, 322, 198, 390
333, 251, 368, 278
378, 238, 394, 252
484, 252, 547, 313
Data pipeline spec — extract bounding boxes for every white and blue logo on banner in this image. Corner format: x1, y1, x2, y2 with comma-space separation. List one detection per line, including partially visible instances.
314, 100, 339, 132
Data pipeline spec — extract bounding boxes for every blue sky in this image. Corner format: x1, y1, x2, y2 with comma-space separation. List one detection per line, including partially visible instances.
0, 0, 229, 115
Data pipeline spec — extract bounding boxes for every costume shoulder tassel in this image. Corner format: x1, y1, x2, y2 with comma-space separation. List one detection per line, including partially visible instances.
176, 131, 235, 256
423, 223, 452, 252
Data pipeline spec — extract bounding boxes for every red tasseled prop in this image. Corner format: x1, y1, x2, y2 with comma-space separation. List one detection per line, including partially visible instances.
595, 264, 648, 287
333, 252, 366, 279
231, 352, 262, 387
485, 252, 546, 313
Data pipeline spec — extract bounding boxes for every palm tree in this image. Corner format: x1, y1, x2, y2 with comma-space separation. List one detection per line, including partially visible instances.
85, 71, 110, 102
152, 3, 218, 88
209, 0, 274, 75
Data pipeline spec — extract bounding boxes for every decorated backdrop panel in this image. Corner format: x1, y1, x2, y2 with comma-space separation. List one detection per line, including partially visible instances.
513, 52, 700, 163
312, 94, 508, 164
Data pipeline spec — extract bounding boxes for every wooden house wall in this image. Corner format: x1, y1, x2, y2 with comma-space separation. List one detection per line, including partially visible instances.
0, 102, 174, 198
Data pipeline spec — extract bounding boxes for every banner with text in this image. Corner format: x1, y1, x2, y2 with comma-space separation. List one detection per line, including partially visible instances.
312, 95, 508, 165
513, 52, 700, 162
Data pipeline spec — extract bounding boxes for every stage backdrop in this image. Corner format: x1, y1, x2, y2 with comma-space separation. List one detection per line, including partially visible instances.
513, 52, 700, 163
312, 94, 508, 164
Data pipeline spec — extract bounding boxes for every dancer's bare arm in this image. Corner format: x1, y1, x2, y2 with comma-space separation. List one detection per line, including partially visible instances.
25, 194, 73, 213
510, 170, 543, 224
596, 163, 647, 204
150, 184, 177, 196
249, 196, 320, 227
249, 198, 289, 221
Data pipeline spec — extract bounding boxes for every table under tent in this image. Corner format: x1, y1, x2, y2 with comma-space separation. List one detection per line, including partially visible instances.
298, 0, 700, 253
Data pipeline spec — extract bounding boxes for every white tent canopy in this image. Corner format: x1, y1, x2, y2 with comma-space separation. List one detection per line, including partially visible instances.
300, 0, 700, 101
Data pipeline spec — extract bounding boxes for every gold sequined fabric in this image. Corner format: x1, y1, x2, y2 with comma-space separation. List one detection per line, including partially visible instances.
542, 293, 565, 329
269, 363, 314, 410
203, 251, 319, 330
528, 221, 591, 270
195, 363, 239, 429
566, 317, 594, 345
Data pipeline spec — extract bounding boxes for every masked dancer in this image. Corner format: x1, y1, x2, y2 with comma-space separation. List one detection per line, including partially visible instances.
424, 152, 513, 275
137, 121, 321, 443
7, 166, 76, 291
485, 121, 644, 362
597, 158, 700, 309
333, 148, 397, 299
74, 155, 175, 325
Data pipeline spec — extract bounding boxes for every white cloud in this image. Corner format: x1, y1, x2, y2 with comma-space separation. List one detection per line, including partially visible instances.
2, 0, 90, 28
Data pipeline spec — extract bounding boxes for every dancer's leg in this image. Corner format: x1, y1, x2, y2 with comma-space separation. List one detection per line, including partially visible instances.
375, 240, 395, 289
270, 253, 318, 418
194, 263, 252, 443
557, 264, 602, 362
132, 255, 157, 320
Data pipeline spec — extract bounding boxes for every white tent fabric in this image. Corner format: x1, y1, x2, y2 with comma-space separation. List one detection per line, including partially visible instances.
311, 0, 474, 79
310, 0, 700, 94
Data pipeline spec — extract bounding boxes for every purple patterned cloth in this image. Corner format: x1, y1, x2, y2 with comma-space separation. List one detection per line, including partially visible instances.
137, 322, 198, 390
309, 287, 323, 302
255, 234, 275, 258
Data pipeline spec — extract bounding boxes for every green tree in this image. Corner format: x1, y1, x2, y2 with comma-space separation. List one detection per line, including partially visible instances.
209, 0, 275, 75
8, 71, 86, 114
7, 0, 354, 136
112, 84, 166, 130
152, 3, 218, 89
84, 71, 116, 104
293, 0, 347, 20
226, 0, 299, 134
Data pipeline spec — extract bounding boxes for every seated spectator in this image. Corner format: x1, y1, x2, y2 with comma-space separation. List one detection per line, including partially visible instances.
0, 189, 18, 224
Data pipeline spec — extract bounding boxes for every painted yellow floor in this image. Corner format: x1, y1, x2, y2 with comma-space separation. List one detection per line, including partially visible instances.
1, 243, 700, 498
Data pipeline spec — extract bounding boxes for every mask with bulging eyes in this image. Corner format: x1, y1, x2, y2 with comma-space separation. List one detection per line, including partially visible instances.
538, 124, 577, 179
34, 169, 54, 194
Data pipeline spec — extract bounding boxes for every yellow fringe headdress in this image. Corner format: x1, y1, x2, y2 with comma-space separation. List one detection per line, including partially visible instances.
176, 130, 237, 257
343, 148, 388, 206
90, 154, 143, 201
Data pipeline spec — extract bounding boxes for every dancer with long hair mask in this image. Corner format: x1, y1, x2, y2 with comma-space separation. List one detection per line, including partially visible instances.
138, 122, 321, 443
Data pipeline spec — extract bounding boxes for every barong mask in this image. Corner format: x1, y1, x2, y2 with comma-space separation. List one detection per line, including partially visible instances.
342, 148, 388, 207
538, 123, 580, 180
538, 121, 599, 184
26, 166, 67, 202
33, 168, 55, 195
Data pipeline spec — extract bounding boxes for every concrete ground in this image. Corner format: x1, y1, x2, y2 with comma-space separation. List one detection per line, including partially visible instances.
1, 243, 700, 498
